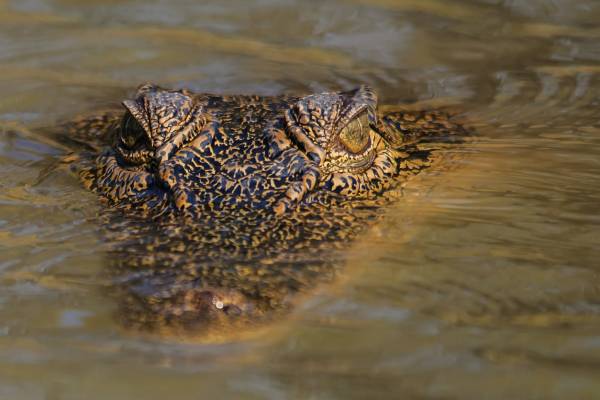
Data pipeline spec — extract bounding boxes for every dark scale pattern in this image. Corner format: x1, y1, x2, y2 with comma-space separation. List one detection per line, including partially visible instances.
61, 84, 469, 341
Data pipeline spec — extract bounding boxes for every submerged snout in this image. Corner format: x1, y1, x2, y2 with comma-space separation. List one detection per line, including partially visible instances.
117, 283, 263, 341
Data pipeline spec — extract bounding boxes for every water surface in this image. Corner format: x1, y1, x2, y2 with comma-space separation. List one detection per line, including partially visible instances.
1, 0, 599, 398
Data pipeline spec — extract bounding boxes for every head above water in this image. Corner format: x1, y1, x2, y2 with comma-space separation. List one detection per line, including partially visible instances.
75, 84, 464, 218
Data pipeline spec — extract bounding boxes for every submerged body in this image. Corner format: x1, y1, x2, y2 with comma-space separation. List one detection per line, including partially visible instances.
62, 84, 468, 340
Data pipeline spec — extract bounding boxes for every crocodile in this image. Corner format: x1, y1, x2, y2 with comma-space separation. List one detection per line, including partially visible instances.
60, 84, 468, 341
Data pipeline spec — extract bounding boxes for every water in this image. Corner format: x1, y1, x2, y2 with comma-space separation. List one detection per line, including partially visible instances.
1, 0, 600, 398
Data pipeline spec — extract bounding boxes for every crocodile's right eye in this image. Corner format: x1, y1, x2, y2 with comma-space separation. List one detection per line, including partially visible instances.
120, 112, 148, 149
339, 111, 371, 155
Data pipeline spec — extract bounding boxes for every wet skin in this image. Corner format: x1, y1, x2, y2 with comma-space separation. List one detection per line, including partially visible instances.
61, 84, 468, 340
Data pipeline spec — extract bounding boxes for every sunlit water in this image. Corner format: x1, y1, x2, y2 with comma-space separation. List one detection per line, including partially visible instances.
1, 1, 599, 398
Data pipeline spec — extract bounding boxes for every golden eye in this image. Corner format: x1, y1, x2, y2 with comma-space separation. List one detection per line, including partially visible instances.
120, 112, 147, 149
339, 112, 370, 154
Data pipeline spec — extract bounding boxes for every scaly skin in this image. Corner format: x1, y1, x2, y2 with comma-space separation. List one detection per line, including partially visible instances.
61, 84, 468, 341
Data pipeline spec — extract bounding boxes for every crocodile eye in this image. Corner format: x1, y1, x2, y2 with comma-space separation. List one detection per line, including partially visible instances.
339, 112, 371, 154
120, 112, 147, 149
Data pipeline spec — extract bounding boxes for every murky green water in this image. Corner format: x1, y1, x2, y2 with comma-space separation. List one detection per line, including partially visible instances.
1, 0, 600, 398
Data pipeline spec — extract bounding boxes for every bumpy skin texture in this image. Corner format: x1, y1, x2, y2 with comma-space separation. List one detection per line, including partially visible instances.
63, 84, 467, 340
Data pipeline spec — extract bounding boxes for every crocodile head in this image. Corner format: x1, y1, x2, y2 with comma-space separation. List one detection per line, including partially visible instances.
69, 84, 465, 341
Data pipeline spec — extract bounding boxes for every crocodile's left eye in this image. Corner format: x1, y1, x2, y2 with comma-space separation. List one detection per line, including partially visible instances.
120, 112, 148, 149
339, 111, 371, 154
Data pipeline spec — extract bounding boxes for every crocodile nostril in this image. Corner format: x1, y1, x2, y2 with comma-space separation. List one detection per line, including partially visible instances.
195, 290, 215, 304
223, 304, 242, 316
